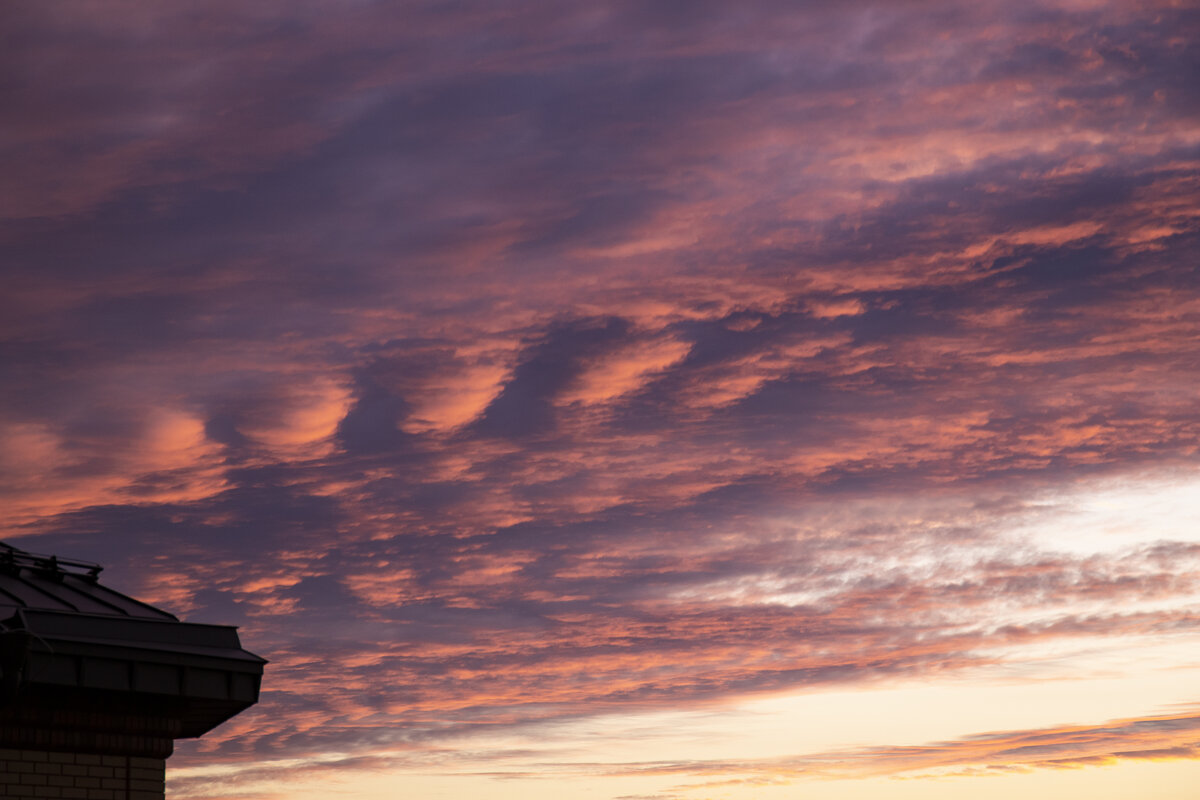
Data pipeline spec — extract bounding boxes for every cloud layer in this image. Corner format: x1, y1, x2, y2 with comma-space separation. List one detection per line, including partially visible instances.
3, 0, 1199, 796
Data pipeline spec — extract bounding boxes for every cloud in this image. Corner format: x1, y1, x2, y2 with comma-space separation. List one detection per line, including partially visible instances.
472, 318, 632, 438
164, 705, 1200, 797
2, 0, 1199, 793
593, 707, 1200, 782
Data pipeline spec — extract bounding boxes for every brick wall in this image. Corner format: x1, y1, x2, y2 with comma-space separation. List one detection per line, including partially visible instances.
0, 749, 164, 800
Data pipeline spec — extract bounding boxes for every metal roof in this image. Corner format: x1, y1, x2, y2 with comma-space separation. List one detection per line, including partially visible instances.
0, 541, 266, 747
0, 542, 177, 620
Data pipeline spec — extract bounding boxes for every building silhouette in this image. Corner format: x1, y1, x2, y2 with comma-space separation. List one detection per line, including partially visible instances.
0, 542, 265, 799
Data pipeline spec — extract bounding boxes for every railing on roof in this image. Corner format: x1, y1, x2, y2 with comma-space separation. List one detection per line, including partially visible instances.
0, 543, 103, 581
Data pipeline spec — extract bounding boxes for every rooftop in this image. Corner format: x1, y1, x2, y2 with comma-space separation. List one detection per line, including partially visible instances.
0, 542, 177, 620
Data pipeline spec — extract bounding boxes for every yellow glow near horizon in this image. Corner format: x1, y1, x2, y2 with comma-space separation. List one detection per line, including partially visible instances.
170, 756, 1200, 800
170, 471, 1200, 800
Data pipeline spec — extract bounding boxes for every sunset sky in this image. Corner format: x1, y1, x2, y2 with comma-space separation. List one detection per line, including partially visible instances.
3, 1, 1200, 798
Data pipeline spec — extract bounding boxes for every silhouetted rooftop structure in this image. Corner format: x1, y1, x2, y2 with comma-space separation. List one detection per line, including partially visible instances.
0, 540, 265, 776
0, 545, 174, 620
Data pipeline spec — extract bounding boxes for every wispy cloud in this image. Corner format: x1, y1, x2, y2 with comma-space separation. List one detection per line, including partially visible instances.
596, 706, 1200, 784
3, 0, 1199, 795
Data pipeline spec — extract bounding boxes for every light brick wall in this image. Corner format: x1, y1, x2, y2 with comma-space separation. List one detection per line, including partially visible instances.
0, 749, 164, 800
